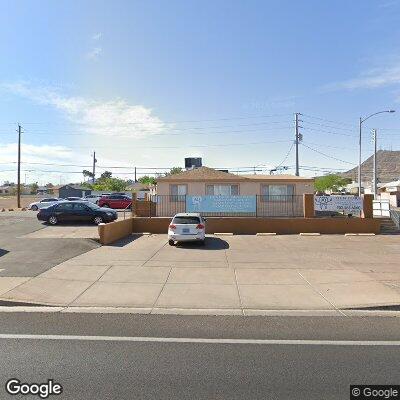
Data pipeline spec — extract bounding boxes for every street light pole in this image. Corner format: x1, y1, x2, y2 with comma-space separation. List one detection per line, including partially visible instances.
358, 110, 395, 196
372, 129, 377, 197
358, 117, 362, 197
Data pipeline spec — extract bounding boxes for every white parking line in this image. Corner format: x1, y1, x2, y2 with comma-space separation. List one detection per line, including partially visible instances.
0, 334, 399, 346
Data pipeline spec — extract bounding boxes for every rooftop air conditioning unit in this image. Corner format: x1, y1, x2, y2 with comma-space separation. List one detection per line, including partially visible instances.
185, 157, 202, 170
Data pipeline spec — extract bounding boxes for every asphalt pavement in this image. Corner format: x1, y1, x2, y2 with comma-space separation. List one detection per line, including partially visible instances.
0, 312, 399, 399
0, 213, 99, 276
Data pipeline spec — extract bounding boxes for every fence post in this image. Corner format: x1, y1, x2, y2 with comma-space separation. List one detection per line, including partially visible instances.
255, 195, 258, 218
303, 194, 314, 218
361, 194, 374, 219
132, 192, 137, 217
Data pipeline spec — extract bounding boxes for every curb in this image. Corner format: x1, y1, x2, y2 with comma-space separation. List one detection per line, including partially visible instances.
0, 305, 399, 317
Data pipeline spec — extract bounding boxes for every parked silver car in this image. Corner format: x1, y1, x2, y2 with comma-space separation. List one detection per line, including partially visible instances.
28, 198, 65, 211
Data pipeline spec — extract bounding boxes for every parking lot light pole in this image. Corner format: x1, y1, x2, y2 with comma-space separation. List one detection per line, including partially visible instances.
358, 110, 395, 196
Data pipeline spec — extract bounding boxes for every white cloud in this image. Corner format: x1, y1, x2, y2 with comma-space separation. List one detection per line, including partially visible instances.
0, 143, 76, 184
86, 46, 102, 60
0, 143, 73, 165
2, 82, 165, 138
92, 32, 102, 40
324, 63, 400, 91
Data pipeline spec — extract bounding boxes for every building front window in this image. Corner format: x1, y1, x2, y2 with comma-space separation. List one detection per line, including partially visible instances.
206, 184, 239, 196
261, 184, 294, 201
170, 184, 187, 202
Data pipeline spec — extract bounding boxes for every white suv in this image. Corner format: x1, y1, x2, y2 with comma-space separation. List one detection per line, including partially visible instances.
168, 213, 206, 246
84, 194, 101, 204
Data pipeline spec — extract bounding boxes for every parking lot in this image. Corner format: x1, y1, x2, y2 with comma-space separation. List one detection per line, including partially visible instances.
0, 212, 100, 278
1, 231, 400, 313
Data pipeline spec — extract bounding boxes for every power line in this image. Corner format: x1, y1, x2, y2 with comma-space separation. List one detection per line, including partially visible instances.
300, 143, 355, 165
0, 125, 294, 138
277, 142, 295, 168
300, 119, 356, 133
5, 139, 292, 150
301, 113, 356, 128
10, 113, 292, 126
21, 120, 293, 134
302, 125, 356, 137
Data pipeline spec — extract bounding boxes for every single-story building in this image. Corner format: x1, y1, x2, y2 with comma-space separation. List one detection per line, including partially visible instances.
58, 185, 92, 199
155, 166, 314, 217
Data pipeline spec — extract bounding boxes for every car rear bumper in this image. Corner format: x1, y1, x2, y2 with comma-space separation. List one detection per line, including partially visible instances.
168, 233, 205, 242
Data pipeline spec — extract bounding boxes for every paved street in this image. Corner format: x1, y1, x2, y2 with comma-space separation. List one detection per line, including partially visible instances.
1, 232, 400, 312
0, 313, 399, 400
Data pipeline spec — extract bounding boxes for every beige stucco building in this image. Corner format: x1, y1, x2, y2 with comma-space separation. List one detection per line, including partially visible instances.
155, 167, 314, 216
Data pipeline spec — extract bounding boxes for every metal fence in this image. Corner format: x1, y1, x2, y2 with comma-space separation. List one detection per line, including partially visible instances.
390, 209, 400, 229
148, 195, 304, 218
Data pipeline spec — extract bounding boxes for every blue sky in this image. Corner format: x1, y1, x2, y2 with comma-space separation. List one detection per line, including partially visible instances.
1, 0, 400, 184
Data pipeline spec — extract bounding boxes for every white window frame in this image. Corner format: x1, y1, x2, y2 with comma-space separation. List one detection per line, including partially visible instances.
205, 184, 239, 196
261, 184, 295, 201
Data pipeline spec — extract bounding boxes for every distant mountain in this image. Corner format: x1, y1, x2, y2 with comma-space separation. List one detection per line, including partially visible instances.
341, 150, 400, 183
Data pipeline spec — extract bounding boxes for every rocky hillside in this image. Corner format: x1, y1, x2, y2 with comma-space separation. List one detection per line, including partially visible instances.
341, 150, 400, 183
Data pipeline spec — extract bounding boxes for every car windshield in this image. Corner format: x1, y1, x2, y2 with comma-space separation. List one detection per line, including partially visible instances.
172, 216, 200, 224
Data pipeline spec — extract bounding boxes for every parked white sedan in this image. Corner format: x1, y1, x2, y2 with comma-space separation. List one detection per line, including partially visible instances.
168, 213, 206, 246
28, 198, 65, 211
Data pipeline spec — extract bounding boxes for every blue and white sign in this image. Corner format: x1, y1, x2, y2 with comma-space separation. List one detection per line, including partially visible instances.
186, 195, 256, 213
314, 195, 363, 212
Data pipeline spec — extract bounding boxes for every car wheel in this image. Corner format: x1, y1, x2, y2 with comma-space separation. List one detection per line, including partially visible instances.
94, 216, 103, 225
48, 216, 58, 225
31, 205, 38, 211
168, 239, 175, 246
199, 239, 205, 246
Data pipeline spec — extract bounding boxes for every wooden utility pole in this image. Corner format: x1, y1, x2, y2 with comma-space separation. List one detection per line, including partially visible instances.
17, 124, 22, 208
92, 151, 96, 184
295, 113, 300, 176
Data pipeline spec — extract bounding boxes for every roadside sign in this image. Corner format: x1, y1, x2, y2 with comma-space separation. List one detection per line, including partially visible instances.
314, 195, 363, 212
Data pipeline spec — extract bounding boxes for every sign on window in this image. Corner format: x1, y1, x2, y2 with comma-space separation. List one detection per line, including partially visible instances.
186, 195, 256, 213
314, 195, 363, 212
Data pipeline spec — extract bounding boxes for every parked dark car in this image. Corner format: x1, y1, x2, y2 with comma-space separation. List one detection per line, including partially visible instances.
98, 194, 132, 209
37, 201, 118, 225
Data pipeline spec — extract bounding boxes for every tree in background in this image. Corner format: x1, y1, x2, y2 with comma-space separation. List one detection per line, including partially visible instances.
164, 167, 183, 176
30, 182, 39, 194
82, 170, 127, 192
45, 183, 54, 194
138, 175, 157, 186
92, 178, 127, 192
100, 171, 113, 180
314, 174, 352, 193
82, 169, 94, 181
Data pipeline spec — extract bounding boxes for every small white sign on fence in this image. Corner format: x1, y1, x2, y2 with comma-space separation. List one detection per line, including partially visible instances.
314, 195, 363, 212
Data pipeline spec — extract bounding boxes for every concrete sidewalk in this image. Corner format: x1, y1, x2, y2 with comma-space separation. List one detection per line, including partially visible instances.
1, 234, 400, 315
